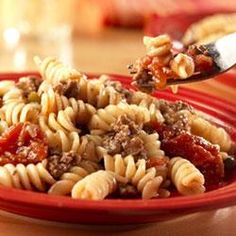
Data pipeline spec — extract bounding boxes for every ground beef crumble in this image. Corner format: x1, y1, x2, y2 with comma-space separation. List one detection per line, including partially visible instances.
132, 68, 155, 93
102, 115, 147, 160
158, 100, 195, 133
47, 151, 80, 179
115, 183, 139, 198
54, 80, 80, 99
16, 76, 42, 98
104, 79, 132, 99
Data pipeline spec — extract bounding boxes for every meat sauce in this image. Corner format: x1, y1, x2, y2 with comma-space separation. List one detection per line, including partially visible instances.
0, 122, 48, 165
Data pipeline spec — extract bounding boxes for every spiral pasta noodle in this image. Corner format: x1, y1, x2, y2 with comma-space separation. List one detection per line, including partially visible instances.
77, 135, 102, 162
0, 80, 15, 96
0, 102, 40, 126
128, 91, 156, 106
2, 87, 25, 105
38, 123, 80, 153
0, 160, 56, 192
48, 166, 89, 196
139, 102, 164, 123
143, 35, 172, 60
138, 131, 165, 158
170, 53, 195, 79
40, 88, 96, 121
191, 117, 231, 152
39, 107, 78, 134
89, 102, 152, 134
76, 76, 124, 108
0, 120, 8, 134
71, 170, 117, 200
182, 13, 236, 45
39, 123, 102, 160
103, 154, 168, 199
169, 157, 205, 195
34, 56, 84, 86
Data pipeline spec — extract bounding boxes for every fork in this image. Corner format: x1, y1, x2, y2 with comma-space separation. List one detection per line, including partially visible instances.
166, 33, 236, 86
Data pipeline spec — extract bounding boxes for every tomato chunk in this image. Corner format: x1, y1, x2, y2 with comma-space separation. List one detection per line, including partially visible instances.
152, 122, 224, 186
0, 122, 48, 165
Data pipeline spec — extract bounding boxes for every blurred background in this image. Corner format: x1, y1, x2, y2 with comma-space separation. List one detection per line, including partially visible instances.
0, 0, 235, 79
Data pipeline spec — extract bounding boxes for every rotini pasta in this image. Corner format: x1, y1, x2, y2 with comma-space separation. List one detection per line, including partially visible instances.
40, 87, 96, 121
2, 87, 25, 105
39, 107, 78, 134
75, 75, 124, 108
77, 135, 102, 162
89, 102, 153, 134
0, 80, 15, 96
48, 166, 89, 196
191, 117, 231, 152
39, 129, 80, 153
103, 153, 168, 199
138, 131, 165, 158
0, 160, 55, 191
168, 157, 205, 195
170, 53, 195, 79
0, 102, 40, 126
71, 170, 117, 200
182, 13, 236, 45
143, 35, 172, 59
0, 120, 8, 134
34, 56, 84, 86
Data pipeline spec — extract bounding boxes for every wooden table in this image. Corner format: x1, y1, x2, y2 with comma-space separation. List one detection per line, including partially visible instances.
0, 28, 235, 236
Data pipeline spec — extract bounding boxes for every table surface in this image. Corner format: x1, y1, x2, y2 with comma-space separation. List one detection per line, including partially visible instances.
0, 28, 235, 236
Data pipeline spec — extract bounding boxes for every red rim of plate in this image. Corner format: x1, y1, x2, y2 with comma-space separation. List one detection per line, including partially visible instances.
0, 72, 235, 213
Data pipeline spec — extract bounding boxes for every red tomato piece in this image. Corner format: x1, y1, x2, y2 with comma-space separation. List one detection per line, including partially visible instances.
0, 122, 48, 165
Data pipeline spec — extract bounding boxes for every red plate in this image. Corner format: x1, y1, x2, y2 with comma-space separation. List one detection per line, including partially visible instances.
0, 72, 235, 225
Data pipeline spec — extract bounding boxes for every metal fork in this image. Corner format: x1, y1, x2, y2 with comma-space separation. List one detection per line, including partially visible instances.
166, 33, 236, 86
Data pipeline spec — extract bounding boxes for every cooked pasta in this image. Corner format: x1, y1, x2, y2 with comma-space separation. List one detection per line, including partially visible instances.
39, 124, 101, 160
182, 13, 236, 45
103, 154, 168, 199
0, 160, 55, 191
48, 166, 89, 196
40, 129, 80, 153
0, 55, 233, 201
138, 131, 165, 158
0, 102, 40, 126
75, 75, 124, 108
77, 135, 102, 162
169, 157, 205, 195
34, 56, 84, 86
138, 102, 164, 123
0, 80, 15, 96
39, 107, 78, 134
0, 120, 8, 134
2, 87, 25, 105
40, 87, 96, 120
89, 102, 153, 134
191, 117, 231, 152
128, 91, 156, 106
71, 170, 117, 200
143, 35, 172, 59
170, 53, 195, 79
